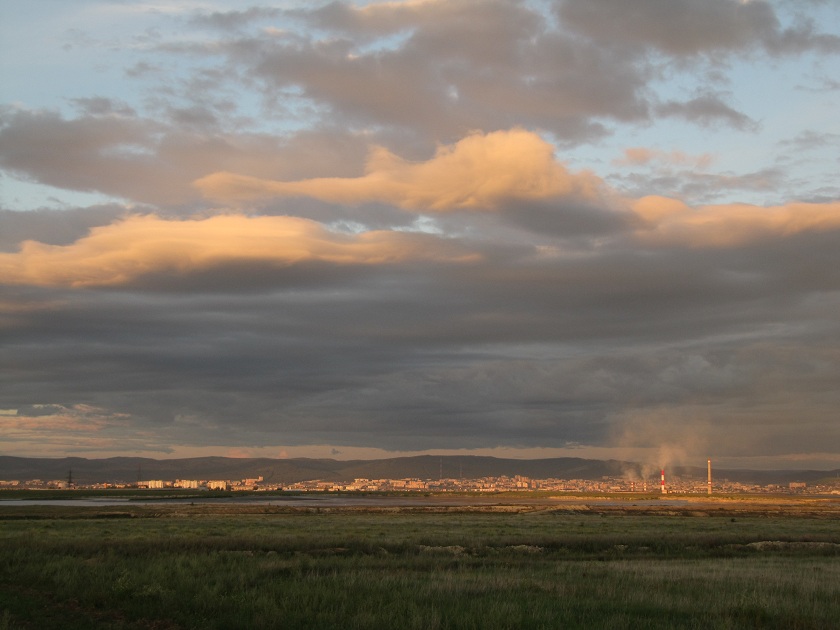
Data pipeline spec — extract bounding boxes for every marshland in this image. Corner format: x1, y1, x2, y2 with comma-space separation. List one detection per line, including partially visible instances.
2, 495, 840, 628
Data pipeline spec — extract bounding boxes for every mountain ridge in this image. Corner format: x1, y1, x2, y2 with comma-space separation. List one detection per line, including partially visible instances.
1, 455, 835, 486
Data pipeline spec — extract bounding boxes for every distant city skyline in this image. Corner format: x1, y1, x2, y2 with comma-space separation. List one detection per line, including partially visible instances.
2, 1, 840, 470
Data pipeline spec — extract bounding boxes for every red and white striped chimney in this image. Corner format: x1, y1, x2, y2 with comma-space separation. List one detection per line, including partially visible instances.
661, 469, 666, 494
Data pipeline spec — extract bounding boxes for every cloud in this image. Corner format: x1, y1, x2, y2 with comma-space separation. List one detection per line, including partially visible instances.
156, 0, 836, 149
224, 1, 649, 142
614, 148, 714, 170
0, 107, 206, 205
779, 129, 840, 152
301, 0, 458, 36
195, 129, 603, 210
656, 94, 757, 131
70, 97, 137, 118
0, 214, 478, 288
0, 404, 121, 436
0, 403, 152, 456
608, 146, 794, 204
557, 0, 839, 56
0, 107, 372, 207
633, 198, 840, 246
191, 7, 283, 31
0, 206, 127, 253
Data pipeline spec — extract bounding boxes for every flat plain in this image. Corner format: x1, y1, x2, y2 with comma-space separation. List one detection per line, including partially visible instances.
2, 494, 839, 629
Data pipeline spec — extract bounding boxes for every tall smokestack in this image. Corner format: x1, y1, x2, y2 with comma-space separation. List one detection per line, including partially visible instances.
707, 459, 712, 495
661, 469, 666, 494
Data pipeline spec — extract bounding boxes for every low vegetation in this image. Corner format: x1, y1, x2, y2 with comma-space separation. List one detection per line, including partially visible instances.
1, 501, 839, 628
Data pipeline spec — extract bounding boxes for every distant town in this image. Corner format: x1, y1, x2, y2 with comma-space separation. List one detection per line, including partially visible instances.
2, 473, 836, 495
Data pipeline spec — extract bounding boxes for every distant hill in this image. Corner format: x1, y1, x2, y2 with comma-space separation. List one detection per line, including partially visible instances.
0, 455, 641, 485
1, 455, 836, 486
672, 464, 840, 486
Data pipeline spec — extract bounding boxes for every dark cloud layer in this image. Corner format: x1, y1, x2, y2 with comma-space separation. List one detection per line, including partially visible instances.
3, 196, 840, 459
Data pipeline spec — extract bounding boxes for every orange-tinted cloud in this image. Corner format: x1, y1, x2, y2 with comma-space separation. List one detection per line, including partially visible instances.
0, 214, 478, 288
194, 129, 602, 210
631, 195, 691, 222
615, 147, 713, 169
632, 197, 840, 246
0, 404, 123, 435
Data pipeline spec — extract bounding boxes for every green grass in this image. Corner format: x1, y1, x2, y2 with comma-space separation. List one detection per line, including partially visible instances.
1, 507, 839, 628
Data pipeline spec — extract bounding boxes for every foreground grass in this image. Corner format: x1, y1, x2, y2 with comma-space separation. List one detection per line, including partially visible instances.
1, 508, 839, 629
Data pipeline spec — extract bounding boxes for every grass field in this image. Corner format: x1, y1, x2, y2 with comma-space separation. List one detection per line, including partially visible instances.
1, 498, 839, 629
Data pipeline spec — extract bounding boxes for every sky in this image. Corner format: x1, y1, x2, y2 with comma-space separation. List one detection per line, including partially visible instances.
1, 0, 839, 470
